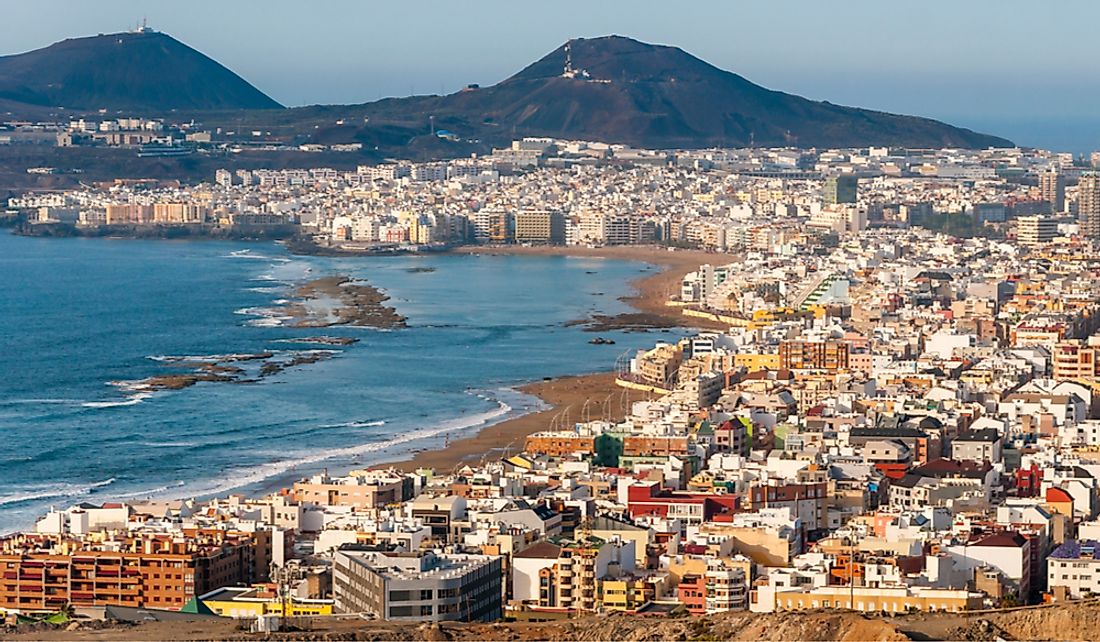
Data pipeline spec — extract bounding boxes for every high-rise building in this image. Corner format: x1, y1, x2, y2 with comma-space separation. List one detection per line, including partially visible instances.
471, 208, 513, 244
779, 340, 850, 371
1016, 215, 1057, 247
514, 537, 636, 612
1079, 172, 1100, 238
1039, 171, 1066, 213
823, 175, 858, 205
514, 209, 565, 245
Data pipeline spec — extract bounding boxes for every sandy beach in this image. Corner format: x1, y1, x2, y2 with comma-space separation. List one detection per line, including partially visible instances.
386, 245, 734, 472
390, 372, 649, 473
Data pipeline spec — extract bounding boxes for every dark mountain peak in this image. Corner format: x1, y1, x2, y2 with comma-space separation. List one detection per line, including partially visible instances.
510, 35, 720, 84
0, 29, 282, 112
42, 29, 178, 52
429, 35, 1011, 149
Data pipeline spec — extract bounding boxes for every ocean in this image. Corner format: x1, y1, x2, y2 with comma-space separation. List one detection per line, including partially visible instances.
0, 233, 667, 532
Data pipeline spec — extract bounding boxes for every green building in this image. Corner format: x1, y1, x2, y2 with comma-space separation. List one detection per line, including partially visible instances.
824, 175, 858, 204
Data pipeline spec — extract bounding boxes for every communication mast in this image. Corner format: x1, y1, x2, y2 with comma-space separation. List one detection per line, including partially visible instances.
562, 41, 576, 78
269, 560, 303, 628
560, 40, 589, 79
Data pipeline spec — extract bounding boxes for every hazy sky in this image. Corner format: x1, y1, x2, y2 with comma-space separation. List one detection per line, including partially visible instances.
2, 0, 1098, 150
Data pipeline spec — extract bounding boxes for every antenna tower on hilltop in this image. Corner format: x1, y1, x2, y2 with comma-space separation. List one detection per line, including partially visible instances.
562, 40, 577, 79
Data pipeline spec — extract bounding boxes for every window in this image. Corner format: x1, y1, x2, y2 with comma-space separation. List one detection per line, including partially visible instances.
420, 604, 433, 616
389, 590, 411, 602
420, 589, 433, 601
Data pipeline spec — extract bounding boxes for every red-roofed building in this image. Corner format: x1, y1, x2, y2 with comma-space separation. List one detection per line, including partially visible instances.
682, 543, 708, 555
625, 483, 739, 525
946, 531, 1034, 601
1044, 487, 1074, 516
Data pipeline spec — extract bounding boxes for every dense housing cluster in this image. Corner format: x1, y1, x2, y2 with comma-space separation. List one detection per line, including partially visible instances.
6, 140, 1100, 626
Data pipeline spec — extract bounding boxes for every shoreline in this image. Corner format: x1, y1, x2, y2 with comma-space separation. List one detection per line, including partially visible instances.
1, 238, 728, 525
388, 372, 648, 473
178, 245, 720, 492
382, 245, 732, 473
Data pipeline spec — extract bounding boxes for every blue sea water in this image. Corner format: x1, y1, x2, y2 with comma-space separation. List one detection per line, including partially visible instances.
0, 233, 671, 532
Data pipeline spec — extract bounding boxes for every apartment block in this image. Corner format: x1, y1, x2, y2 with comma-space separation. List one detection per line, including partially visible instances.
0, 532, 255, 611
333, 550, 501, 622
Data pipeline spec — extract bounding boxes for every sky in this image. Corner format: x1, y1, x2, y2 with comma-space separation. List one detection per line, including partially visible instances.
2, 0, 1098, 152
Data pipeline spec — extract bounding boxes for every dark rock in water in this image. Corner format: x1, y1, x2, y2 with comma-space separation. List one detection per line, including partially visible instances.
576, 312, 681, 333
268, 275, 408, 329
286, 336, 359, 346
124, 350, 339, 394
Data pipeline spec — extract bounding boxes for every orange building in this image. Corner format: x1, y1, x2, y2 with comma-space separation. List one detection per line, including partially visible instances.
523, 433, 596, 457
677, 573, 707, 614
1052, 340, 1100, 380
0, 531, 256, 612
622, 436, 690, 458
778, 340, 850, 371
291, 475, 411, 509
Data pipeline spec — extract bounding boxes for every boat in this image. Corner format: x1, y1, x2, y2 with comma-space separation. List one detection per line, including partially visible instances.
588, 337, 616, 345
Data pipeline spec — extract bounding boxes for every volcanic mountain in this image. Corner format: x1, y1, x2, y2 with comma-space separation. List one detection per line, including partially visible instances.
0, 30, 282, 112
346, 35, 1010, 149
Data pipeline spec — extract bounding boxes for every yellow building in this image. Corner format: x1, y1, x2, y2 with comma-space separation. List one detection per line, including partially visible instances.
696, 523, 797, 568
514, 209, 564, 244
599, 577, 657, 612
766, 585, 982, 614
152, 202, 208, 224
958, 369, 995, 386
635, 344, 683, 387
734, 353, 781, 371
748, 308, 814, 330
199, 586, 334, 618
